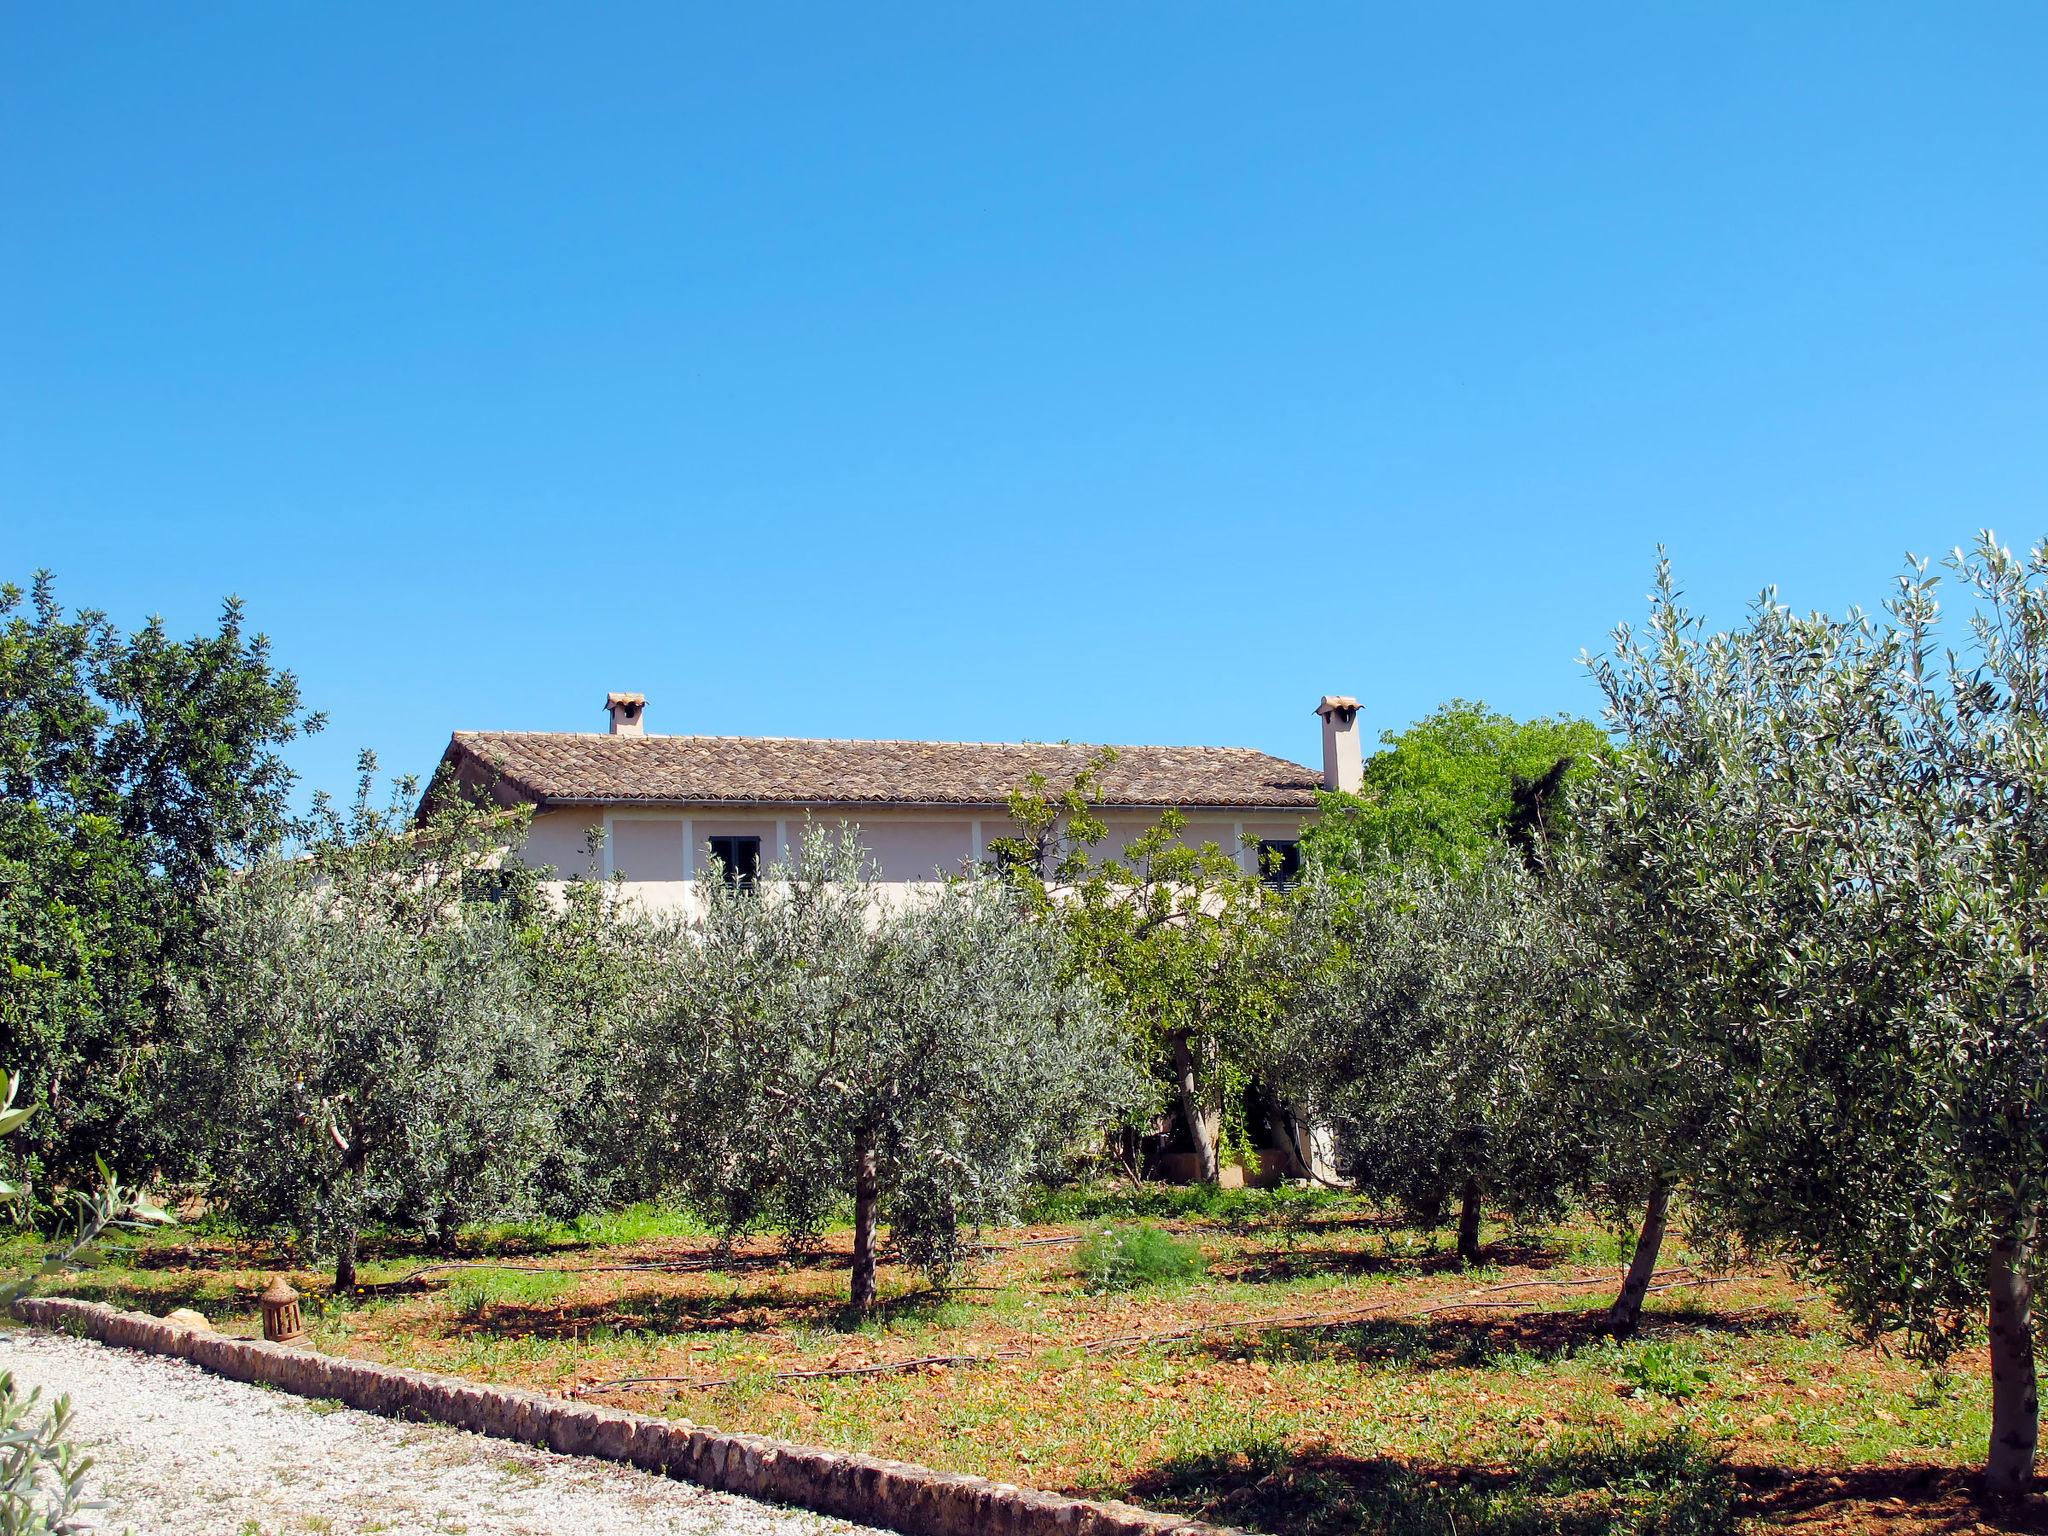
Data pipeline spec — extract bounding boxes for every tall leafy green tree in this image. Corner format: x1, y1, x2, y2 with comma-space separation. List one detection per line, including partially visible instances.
1301, 701, 1609, 881
627, 828, 1133, 1312
1282, 704, 1607, 1232
0, 574, 320, 1188
993, 752, 1287, 1184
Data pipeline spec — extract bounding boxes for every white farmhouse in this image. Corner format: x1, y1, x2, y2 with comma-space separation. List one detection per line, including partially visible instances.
423, 692, 1366, 915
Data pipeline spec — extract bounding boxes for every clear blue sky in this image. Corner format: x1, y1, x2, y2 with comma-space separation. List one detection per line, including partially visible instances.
5, 6, 2044, 801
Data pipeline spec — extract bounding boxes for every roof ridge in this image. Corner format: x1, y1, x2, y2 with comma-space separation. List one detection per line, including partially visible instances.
451, 729, 1296, 758
437, 731, 1323, 811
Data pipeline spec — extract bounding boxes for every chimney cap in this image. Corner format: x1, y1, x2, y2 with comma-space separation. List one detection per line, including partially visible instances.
605, 692, 648, 736
1315, 695, 1360, 717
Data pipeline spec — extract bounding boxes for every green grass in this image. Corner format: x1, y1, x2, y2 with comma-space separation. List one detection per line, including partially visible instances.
453, 1201, 713, 1253
566, 1203, 715, 1247
1073, 1223, 1208, 1293
440, 1268, 582, 1319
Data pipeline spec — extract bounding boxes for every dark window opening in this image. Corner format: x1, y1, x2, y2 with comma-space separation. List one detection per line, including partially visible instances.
708, 835, 762, 890
460, 868, 512, 906
1257, 839, 1302, 890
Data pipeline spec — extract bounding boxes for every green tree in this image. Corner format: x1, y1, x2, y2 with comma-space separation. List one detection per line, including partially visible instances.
1582, 539, 2048, 1495
0, 573, 320, 1189
1266, 856, 1586, 1261
993, 752, 1287, 1184
627, 828, 1132, 1312
1280, 704, 1606, 1236
1301, 701, 1609, 880
517, 852, 648, 1219
1564, 576, 1801, 1339
168, 785, 559, 1289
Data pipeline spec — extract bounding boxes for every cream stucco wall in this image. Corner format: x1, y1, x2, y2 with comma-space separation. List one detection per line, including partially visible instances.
515, 802, 1313, 917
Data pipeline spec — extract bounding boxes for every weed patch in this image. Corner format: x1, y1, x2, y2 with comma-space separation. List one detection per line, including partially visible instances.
1073, 1223, 1206, 1293
441, 1269, 580, 1320
1615, 1344, 1712, 1401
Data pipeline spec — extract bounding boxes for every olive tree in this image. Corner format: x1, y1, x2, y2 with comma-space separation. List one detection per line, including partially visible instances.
1581, 538, 2048, 1495
169, 788, 562, 1288
1264, 855, 1586, 1262
626, 827, 1134, 1312
1560, 578, 1805, 1336
1719, 537, 2048, 1497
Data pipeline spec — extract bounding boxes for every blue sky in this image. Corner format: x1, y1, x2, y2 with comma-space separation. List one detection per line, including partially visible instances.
5, 6, 2044, 800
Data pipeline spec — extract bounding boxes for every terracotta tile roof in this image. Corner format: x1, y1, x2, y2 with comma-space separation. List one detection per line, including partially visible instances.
438, 731, 1322, 810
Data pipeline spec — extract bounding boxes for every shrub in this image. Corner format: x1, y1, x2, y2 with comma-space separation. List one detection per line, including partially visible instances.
1073, 1222, 1206, 1292
1615, 1343, 1712, 1401
0, 1372, 98, 1536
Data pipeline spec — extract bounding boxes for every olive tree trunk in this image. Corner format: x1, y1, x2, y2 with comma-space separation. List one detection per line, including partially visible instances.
1987, 1215, 2039, 1499
332, 1145, 369, 1292
1606, 1177, 1669, 1337
850, 1135, 880, 1314
1457, 1178, 1484, 1265
333, 1226, 359, 1293
1169, 1030, 1222, 1183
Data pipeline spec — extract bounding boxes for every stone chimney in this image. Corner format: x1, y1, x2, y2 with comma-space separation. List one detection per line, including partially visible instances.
605, 692, 646, 736
1314, 695, 1363, 794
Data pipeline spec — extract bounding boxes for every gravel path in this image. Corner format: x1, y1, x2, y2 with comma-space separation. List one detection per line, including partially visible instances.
0, 1329, 890, 1536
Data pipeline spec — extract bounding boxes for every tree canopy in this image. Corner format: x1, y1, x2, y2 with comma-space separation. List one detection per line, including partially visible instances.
1265, 854, 1587, 1260
169, 790, 562, 1289
1572, 538, 2048, 1493
0, 573, 320, 1189
625, 828, 1135, 1311
1301, 701, 1609, 879
992, 751, 1289, 1183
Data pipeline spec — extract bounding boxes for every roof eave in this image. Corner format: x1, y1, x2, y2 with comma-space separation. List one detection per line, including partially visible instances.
525, 795, 1318, 813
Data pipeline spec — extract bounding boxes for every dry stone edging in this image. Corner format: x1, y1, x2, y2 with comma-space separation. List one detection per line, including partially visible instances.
14, 1297, 1238, 1536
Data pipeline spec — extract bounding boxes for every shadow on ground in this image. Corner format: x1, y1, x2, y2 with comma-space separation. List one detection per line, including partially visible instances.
32, 1272, 256, 1320
1125, 1430, 1742, 1536
1125, 1432, 2046, 1536
1215, 1240, 1569, 1285
431, 1280, 966, 1342
1185, 1303, 1808, 1371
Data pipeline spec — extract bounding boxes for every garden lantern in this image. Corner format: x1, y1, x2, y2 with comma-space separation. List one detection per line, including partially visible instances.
260, 1276, 306, 1344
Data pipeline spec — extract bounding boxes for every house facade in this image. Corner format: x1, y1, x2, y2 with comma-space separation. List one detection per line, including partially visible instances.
423, 692, 1366, 915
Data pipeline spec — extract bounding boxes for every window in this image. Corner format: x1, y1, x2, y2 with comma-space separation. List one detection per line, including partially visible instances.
707, 835, 762, 890
1257, 839, 1302, 890
460, 868, 513, 906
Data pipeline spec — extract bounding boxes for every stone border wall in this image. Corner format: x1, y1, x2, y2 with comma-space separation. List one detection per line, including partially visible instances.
15, 1297, 1236, 1536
